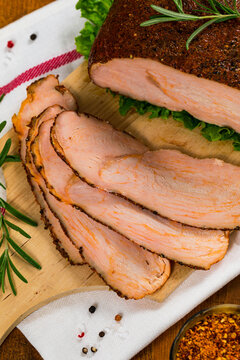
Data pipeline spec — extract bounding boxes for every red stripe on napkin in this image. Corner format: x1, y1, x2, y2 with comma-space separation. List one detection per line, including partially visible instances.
0, 49, 82, 95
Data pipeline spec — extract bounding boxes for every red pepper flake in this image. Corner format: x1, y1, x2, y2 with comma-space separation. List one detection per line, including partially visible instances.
176, 312, 240, 360
77, 332, 85, 338
7, 41, 14, 49
115, 314, 122, 322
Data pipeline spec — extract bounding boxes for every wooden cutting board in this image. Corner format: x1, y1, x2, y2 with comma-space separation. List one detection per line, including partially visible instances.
5, 60, 229, 344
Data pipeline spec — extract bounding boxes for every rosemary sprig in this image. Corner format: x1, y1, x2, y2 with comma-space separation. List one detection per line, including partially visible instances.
0, 100, 40, 295
0, 210, 41, 296
141, 0, 240, 49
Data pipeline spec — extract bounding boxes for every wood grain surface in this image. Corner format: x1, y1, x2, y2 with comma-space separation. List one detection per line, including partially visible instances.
0, 1, 239, 359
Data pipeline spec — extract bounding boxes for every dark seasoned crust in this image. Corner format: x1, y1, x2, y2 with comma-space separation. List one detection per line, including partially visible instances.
89, 0, 240, 89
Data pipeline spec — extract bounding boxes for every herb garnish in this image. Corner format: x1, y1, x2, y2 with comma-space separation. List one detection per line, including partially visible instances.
75, 0, 240, 151
0, 117, 40, 296
141, 0, 240, 49
0, 94, 5, 103
109, 92, 240, 150
75, 0, 113, 58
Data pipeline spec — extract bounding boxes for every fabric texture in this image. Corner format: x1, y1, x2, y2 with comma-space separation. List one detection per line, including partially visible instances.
0, 1, 240, 359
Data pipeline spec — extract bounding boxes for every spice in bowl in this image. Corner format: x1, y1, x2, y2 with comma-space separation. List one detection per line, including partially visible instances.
176, 312, 240, 359
170, 304, 240, 360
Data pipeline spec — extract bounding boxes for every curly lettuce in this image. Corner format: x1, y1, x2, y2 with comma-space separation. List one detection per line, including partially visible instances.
75, 1, 240, 151
75, 0, 113, 58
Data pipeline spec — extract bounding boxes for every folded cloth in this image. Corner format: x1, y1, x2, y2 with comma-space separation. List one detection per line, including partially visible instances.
0, 1, 240, 359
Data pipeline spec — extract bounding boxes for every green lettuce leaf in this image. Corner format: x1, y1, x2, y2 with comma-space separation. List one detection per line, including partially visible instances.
75, 0, 113, 58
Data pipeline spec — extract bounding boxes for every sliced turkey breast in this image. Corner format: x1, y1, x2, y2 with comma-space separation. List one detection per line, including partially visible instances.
37, 193, 171, 299
12, 76, 84, 265
89, 0, 240, 133
32, 118, 229, 269
51, 111, 240, 230
23, 106, 171, 299
27, 119, 171, 299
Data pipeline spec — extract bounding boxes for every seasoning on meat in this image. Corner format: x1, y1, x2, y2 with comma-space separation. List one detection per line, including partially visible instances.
89, 0, 240, 133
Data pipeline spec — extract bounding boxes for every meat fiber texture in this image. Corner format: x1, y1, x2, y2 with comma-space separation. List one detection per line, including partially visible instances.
51, 111, 239, 231
12, 76, 84, 265
89, 0, 240, 133
13, 76, 171, 299
33, 112, 228, 270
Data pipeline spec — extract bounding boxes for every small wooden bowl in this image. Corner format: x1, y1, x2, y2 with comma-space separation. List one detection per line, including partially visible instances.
170, 304, 240, 359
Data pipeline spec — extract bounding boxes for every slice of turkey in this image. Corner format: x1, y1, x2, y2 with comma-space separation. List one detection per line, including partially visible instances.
51, 110, 240, 230
12, 76, 84, 264
32, 117, 228, 269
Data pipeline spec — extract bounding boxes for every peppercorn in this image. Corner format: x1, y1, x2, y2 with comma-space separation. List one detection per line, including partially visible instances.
7, 41, 14, 49
176, 312, 240, 360
30, 33, 37, 41
115, 314, 122, 322
78, 332, 85, 338
91, 347, 98, 353
82, 347, 88, 354
89, 305, 96, 314
99, 331, 105, 338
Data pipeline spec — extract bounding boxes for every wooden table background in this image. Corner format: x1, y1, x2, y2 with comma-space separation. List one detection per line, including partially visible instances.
0, 1, 239, 359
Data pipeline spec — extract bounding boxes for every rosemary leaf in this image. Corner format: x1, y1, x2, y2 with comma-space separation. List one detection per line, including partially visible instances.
151, 4, 200, 20
4, 219, 31, 239
173, 0, 184, 13
0, 235, 4, 248
186, 17, 219, 50
6, 260, 16, 295
8, 254, 28, 283
0, 183, 6, 190
215, 0, 236, 13
0, 139, 12, 167
0, 121, 7, 134
207, 0, 219, 13
1, 253, 7, 292
7, 236, 41, 270
4, 155, 21, 163
141, 17, 179, 26
0, 199, 38, 227
0, 251, 5, 267
233, 0, 240, 15
0, 94, 5, 103
193, 0, 218, 13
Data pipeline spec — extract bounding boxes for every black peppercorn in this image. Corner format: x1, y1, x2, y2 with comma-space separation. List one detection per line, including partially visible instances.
91, 347, 98, 353
82, 347, 88, 354
99, 331, 105, 338
30, 33, 37, 41
89, 305, 96, 313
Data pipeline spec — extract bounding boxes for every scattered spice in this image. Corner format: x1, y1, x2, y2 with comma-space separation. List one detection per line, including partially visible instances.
91, 347, 98, 353
30, 33, 37, 41
82, 347, 88, 354
78, 332, 85, 339
7, 40, 14, 49
89, 305, 96, 314
99, 331, 105, 338
176, 312, 240, 360
115, 314, 122, 322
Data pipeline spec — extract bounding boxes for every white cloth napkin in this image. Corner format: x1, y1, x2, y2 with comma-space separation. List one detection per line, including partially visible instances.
1, 1, 240, 359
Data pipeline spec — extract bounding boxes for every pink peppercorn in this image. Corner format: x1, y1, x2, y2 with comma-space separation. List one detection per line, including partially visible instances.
7, 40, 14, 48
